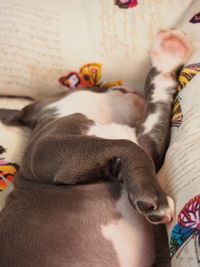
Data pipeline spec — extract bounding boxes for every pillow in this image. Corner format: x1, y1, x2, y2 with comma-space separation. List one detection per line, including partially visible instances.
0, 97, 32, 210
158, 2, 200, 266
159, 74, 200, 267
0, 0, 193, 99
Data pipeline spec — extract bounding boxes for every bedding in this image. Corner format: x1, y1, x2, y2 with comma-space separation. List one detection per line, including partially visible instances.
0, 98, 31, 209
158, 2, 200, 266
159, 72, 200, 266
0, 0, 200, 266
0, 0, 193, 98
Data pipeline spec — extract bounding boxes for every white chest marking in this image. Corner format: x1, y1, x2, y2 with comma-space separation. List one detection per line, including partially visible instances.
152, 75, 176, 103
87, 123, 137, 143
101, 189, 154, 267
48, 90, 143, 125
143, 112, 160, 135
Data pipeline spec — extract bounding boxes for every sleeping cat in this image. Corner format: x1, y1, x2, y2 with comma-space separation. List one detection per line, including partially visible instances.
0, 29, 192, 267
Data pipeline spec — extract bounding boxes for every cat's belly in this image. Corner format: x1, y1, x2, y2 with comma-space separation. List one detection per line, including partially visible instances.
101, 189, 155, 267
87, 122, 138, 142
48, 90, 144, 126
0, 183, 154, 267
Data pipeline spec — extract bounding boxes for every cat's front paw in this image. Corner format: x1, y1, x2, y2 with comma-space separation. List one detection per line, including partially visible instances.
151, 29, 192, 73
128, 186, 174, 224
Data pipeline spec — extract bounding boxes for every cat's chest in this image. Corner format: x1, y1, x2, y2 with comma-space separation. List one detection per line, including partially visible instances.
47, 90, 143, 141
48, 90, 143, 126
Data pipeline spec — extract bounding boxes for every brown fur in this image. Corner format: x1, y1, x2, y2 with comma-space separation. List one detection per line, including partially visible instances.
0, 111, 168, 266
0, 72, 175, 267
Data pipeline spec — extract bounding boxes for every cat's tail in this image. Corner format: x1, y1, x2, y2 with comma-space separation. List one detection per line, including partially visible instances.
0, 109, 22, 126
0, 104, 38, 129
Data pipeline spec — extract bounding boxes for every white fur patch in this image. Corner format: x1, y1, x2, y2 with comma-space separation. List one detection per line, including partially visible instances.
48, 90, 144, 126
166, 196, 175, 214
87, 123, 137, 143
151, 74, 176, 103
151, 51, 181, 73
143, 112, 160, 134
101, 189, 154, 267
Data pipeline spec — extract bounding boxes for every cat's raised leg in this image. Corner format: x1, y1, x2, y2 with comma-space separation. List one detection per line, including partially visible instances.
137, 29, 192, 171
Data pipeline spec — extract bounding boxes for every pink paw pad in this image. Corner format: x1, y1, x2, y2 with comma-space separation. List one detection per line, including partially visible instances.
151, 29, 192, 73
